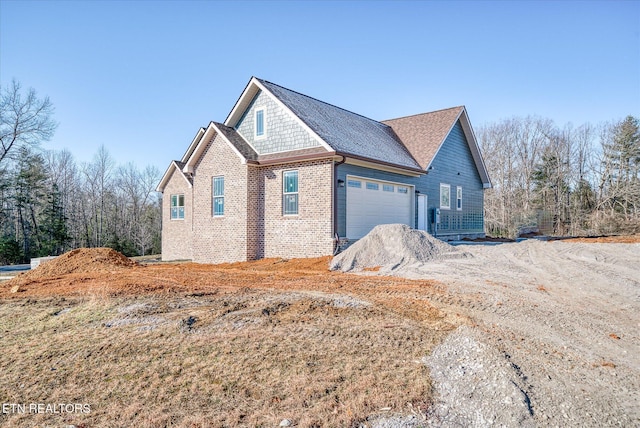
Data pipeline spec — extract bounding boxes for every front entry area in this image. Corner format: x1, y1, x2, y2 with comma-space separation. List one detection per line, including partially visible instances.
345, 176, 413, 239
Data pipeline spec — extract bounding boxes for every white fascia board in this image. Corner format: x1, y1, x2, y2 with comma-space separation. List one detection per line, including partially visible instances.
226, 78, 334, 153
210, 122, 248, 164
184, 124, 217, 173
422, 107, 492, 188
224, 77, 260, 127
156, 161, 192, 192
156, 162, 176, 192
180, 127, 206, 163
458, 108, 492, 188
252, 79, 334, 153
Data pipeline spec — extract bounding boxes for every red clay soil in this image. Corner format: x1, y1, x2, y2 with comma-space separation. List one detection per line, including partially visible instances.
8, 248, 137, 286
1, 249, 443, 302
560, 235, 640, 244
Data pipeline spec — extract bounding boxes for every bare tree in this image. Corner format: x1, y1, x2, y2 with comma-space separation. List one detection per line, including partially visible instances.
0, 80, 57, 165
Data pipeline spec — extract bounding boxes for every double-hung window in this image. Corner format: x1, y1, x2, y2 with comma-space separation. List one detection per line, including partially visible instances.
213, 176, 224, 216
283, 170, 298, 215
457, 186, 462, 210
170, 194, 185, 219
440, 184, 451, 209
255, 108, 265, 138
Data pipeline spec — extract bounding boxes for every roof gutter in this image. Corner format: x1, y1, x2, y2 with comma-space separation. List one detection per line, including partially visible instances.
250, 151, 337, 166
336, 151, 425, 175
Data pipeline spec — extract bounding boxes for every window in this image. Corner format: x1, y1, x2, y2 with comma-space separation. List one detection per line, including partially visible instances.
170, 194, 184, 219
213, 176, 224, 216
283, 170, 298, 215
347, 179, 361, 188
440, 184, 451, 209
255, 108, 265, 138
398, 186, 408, 194
366, 182, 379, 191
457, 186, 462, 210
383, 184, 394, 192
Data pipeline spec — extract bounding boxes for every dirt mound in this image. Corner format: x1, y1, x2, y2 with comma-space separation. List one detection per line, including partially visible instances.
330, 224, 465, 273
7, 248, 138, 286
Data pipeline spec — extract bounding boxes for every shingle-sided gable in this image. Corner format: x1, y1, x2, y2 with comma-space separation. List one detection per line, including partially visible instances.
259, 79, 422, 171
234, 89, 324, 155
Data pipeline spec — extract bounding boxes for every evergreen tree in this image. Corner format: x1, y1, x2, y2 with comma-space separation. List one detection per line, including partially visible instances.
39, 183, 70, 256
13, 148, 47, 260
601, 116, 640, 219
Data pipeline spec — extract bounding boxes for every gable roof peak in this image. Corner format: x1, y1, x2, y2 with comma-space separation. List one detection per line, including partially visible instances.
255, 78, 387, 128
382, 105, 464, 123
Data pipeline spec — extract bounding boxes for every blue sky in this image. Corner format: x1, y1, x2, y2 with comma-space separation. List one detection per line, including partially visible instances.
1, 0, 638, 172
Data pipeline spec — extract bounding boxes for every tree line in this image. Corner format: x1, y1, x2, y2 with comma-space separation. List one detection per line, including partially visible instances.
478, 115, 640, 238
0, 81, 161, 264
1, 80, 638, 263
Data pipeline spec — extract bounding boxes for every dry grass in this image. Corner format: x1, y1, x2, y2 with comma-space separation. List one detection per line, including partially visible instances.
0, 257, 462, 427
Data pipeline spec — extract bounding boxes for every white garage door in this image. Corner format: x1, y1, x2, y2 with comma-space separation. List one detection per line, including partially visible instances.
346, 176, 413, 239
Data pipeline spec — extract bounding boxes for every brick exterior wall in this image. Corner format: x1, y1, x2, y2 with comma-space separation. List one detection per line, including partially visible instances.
162, 141, 335, 263
161, 169, 193, 261
162, 95, 335, 264
191, 134, 251, 264
256, 159, 334, 259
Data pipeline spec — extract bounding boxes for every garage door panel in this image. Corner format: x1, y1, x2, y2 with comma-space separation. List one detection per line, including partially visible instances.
346, 176, 412, 239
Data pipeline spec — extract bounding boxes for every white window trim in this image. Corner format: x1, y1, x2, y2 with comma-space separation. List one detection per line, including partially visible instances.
283, 169, 299, 216
440, 183, 451, 210
170, 194, 185, 220
255, 107, 266, 139
456, 186, 462, 211
212, 176, 224, 217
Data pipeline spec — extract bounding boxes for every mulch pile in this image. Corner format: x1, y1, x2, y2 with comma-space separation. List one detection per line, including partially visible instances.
6, 248, 138, 288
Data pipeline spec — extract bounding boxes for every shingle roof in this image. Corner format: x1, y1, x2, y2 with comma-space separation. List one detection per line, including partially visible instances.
212, 122, 258, 161
382, 107, 464, 170
257, 79, 422, 171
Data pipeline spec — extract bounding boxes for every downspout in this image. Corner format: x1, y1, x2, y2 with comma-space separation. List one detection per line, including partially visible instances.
333, 156, 346, 253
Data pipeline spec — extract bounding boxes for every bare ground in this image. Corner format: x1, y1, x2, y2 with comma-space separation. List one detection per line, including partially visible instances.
0, 256, 461, 427
1, 238, 638, 427
392, 239, 640, 427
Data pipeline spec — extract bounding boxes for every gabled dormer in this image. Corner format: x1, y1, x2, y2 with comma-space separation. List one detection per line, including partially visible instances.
225, 77, 330, 155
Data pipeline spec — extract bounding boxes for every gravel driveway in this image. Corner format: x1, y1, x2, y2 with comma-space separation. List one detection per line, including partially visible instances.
396, 240, 639, 427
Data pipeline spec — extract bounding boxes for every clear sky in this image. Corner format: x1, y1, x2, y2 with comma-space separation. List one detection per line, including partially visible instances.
1, 0, 638, 172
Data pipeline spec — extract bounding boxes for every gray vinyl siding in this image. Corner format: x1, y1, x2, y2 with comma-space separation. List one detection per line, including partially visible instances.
421, 121, 484, 236
335, 120, 484, 238
336, 164, 419, 237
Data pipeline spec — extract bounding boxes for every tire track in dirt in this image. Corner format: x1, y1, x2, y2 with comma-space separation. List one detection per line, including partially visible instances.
392, 240, 640, 427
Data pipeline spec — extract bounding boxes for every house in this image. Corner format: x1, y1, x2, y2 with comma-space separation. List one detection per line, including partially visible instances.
156, 77, 491, 263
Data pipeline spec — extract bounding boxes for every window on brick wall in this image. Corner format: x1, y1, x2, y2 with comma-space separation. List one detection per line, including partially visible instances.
255, 108, 265, 138
283, 170, 298, 215
213, 176, 224, 216
170, 194, 184, 219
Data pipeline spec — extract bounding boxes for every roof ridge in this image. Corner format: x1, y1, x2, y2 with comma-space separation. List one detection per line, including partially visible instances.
382, 105, 464, 122
256, 78, 389, 128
